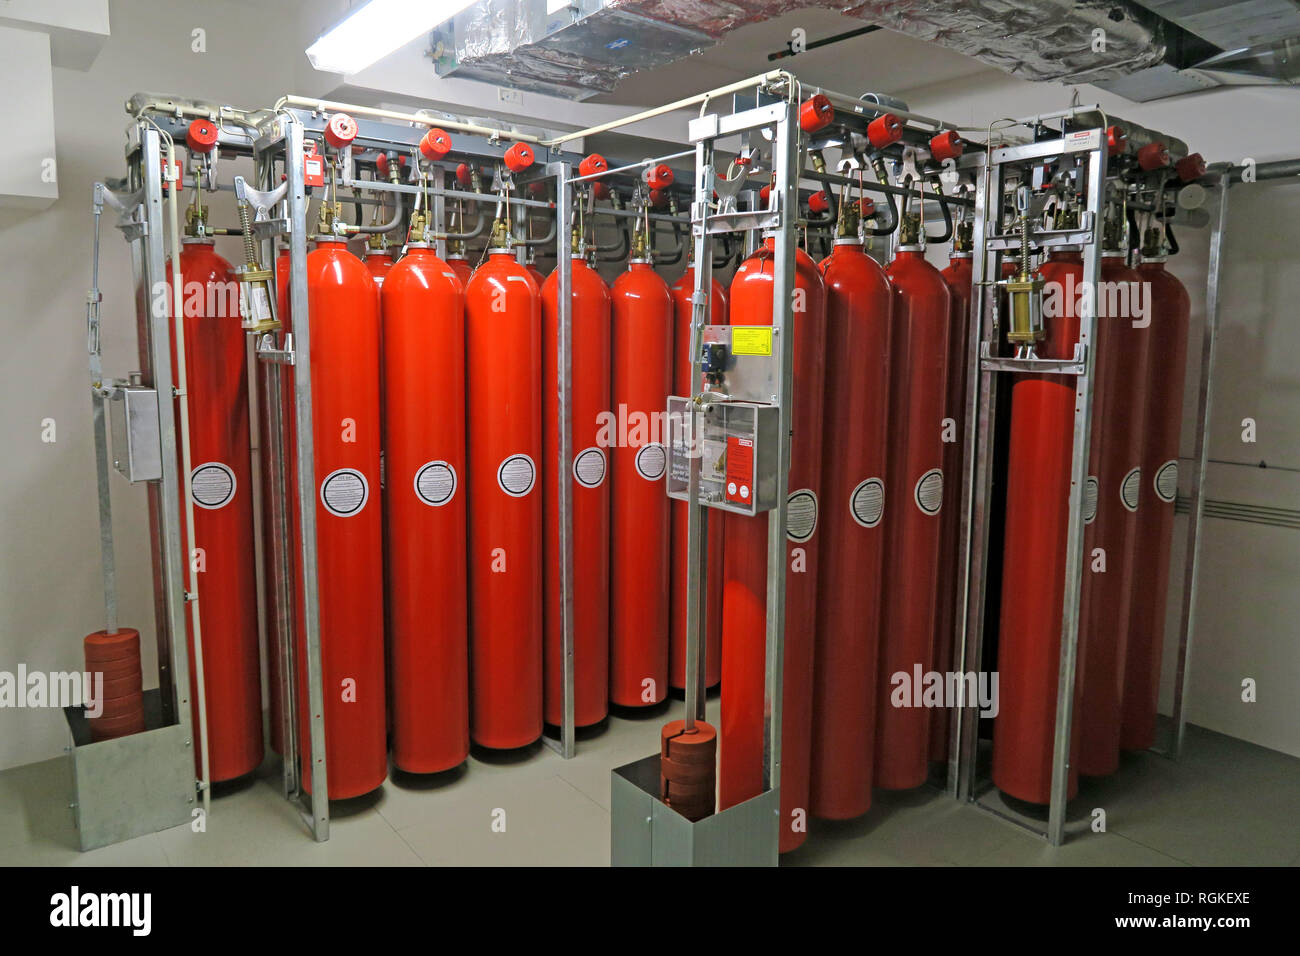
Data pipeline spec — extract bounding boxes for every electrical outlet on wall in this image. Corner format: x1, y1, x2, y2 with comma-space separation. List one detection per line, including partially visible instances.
498, 87, 523, 107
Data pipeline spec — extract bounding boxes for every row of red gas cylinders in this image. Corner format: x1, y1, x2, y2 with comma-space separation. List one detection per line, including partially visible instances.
993, 247, 1190, 803
260, 239, 731, 794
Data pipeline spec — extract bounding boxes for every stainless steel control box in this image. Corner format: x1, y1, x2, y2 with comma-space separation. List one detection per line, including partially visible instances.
665, 395, 780, 517
109, 385, 162, 483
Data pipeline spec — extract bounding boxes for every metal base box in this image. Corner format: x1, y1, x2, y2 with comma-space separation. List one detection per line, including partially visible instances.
611, 754, 779, 866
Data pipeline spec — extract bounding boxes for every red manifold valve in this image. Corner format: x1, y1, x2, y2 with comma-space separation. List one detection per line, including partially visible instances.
528, 181, 548, 197
579, 153, 608, 178
643, 163, 674, 190
649, 187, 670, 208
808, 190, 831, 214
1176, 152, 1207, 182
504, 141, 535, 172
929, 129, 964, 162
1107, 125, 1129, 157
186, 118, 219, 154
455, 162, 474, 187
593, 181, 610, 200
800, 94, 834, 133
419, 128, 453, 162
375, 152, 406, 178
867, 112, 904, 149
760, 183, 772, 204
323, 112, 359, 151
857, 197, 875, 217
1138, 141, 1171, 171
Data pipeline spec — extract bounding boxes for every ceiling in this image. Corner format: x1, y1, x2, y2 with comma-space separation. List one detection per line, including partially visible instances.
584, 8, 993, 108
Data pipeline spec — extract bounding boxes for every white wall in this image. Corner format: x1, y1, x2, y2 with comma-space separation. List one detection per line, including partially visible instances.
903, 71, 1300, 757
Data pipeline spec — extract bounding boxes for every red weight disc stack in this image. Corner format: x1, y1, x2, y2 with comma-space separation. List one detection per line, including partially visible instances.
84, 629, 145, 742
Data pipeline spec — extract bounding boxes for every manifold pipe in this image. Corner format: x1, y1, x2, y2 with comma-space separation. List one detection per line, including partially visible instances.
568, 149, 696, 184
810, 86, 949, 131
165, 141, 211, 818
276, 94, 543, 144
519, 214, 558, 247
651, 220, 684, 266
1224, 158, 1300, 184
445, 208, 487, 241
343, 184, 406, 235
542, 70, 793, 148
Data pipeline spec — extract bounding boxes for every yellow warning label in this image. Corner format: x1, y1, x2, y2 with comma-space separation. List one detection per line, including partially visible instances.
731, 326, 772, 356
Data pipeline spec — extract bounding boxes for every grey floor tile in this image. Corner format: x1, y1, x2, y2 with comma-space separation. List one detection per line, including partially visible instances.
0, 757, 75, 851
983, 828, 1188, 867
395, 773, 609, 866
0, 830, 168, 866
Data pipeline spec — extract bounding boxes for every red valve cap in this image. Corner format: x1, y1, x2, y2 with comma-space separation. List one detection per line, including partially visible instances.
419, 128, 453, 161
579, 153, 608, 178
1175, 152, 1206, 182
455, 162, 473, 186
644, 163, 674, 189
808, 190, 830, 213
867, 112, 904, 149
593, 181, 610, 200
649, 187, 669, 208
1107, 125, 1128, 157
504, 141, 535, 172
1138, 141, 1170, 171
323, 112, 358, 150
929, 129, 964, 162
799, 94, 834, 133
186, 119, 219, 154
375, 152, 406, 177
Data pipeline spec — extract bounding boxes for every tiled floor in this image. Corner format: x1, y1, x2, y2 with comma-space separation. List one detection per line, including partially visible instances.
1, 704, 1296, 867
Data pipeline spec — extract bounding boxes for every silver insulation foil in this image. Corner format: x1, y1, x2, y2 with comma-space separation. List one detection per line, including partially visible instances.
443, 0, 1167, 96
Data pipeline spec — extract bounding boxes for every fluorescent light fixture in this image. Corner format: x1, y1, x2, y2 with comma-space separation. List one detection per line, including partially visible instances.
306, 0, 478, 75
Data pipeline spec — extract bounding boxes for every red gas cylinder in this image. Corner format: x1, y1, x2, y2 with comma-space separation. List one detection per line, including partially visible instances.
809, 235, 892, 820
1076, 252, 1151, 776
992, 248, 1087, 803
446, 252, 473, 287
466, 247, 544, 748
609, 256, 673, 707
166, 240, 262, 782
929, 251, 973, 763
668, 263, 727, 691
364, 247, 394, 287
293, 236, 386, 799
526, 259, 547, 286
1122, 257, 1189, 750
874, 243, 951, 791
381, 243, 469, 773
720, 236, 827, 853
541, 254, 612, 727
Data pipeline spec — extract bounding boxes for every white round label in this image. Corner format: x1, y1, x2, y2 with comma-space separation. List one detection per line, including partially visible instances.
786, 489, 818, 542
1154, 459, 1178, 503
635, 442, 666, 481
497, 454, 536, 497
414, 460, 457, 507
572, 447, 607, 488
191, 462, 235, 510
914, 468, 943, 516
850, 477, 885, 528
1121, 466, 1141, 512
1084, 476, 1099, 523
320, 468, 369, 517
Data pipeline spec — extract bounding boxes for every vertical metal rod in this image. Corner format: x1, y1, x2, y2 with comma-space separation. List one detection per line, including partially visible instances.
87, 189, 119, 634
683, 139, 715, 730
762, 101, 798, 793
286, 119, 330, 841
1046, 141, 1107, 846
950, 153, 991, 798
551, 159, 576, 758
139, 128, 195, 748
1169, 173, 1229, 758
